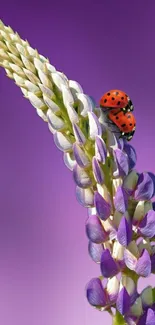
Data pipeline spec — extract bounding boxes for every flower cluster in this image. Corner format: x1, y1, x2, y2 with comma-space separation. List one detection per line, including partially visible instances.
0, 20, 155, 324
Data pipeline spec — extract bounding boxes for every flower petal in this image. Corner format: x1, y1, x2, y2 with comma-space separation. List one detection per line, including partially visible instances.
141, 286, 153, 308
72, 123, 86, 145
88, 241, 104, 263
76, 186, 94, 207
94, 192, 111, 221
134, 172, 154, 201
130, 297, 143, 317
136, 249, 151, 277
114, 186, 129, 214
123, 143, 137, 170
124, 248, 137, 271
73, 164, 92, 188
112, 241, 125, 262
123, 170, 138, 193
139, 210, 155, 238
146, 308, 155, 325
95, 136, 107, 163
151, 254, 155, 273
47, 109, 65, 131
51, 71, 68, 91
106, 276, 119, 304
85, 215, 108, 243
148, 172, 155, 196
121, 276, 137, 304
133, 201, 146, 225
138, 238, 152, 256
117, 216, 132, 247
54, 132, 73, 152
100, 249, 118, 278
76, 93, 93, 117
116, 287, 131, 315
69, 80, 83, 97
114, 149, 129, 177
73, 143, 90, 168
86, 278, 107, 307
92, 157, 104, 184
88, 112, 102, 140
63, 152, 76, 171
107, 130, 123, 151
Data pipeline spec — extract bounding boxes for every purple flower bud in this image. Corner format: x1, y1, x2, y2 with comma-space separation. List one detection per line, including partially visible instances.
134, 172, 154, 201
114, 149, 129, 177
86, 278, 107, 307
94, 192, 111, 221
100, 249, 119, 278
88, 241, 104, 263
138, 308, 155, 325
114, 186, 129, 214
117, 216, 132, 247
85, 215, 109, 243
76, 93, 93, 117
106, 276, 119, 304
151, 253, 155, 273
148, 172, 155, 196
122, 276, 137, 305
72, 124, 86, 145
116, 287, 131, 315
136, 249, 151, 277
73, 164, 92, 188
124, 244, 138, 271
139, 210, 155, 238
88, 112, 102, 140
123, 143, 137, 170
92, 157, 104, 184
73, 143, 90, 168
54, 131, 73, 152
95, 136, 107, 163
63, 152, 76, 171
76, 186, 94, 207
107, 131, 123, 151
47, 110, 65, 130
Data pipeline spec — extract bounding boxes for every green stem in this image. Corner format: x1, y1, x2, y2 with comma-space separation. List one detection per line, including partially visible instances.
112, 312, 127, 325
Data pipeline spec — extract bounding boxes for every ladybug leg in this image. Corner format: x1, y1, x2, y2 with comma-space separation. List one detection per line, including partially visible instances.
100, 106, 122, 113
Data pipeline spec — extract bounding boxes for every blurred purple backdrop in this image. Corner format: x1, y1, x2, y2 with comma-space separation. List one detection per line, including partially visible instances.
0, 1, 155, 324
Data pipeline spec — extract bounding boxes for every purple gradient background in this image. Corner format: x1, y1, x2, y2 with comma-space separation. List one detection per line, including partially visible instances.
0, 1, 155, 324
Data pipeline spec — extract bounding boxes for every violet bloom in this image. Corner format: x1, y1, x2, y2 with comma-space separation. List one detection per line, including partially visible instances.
1, 20, 155, 325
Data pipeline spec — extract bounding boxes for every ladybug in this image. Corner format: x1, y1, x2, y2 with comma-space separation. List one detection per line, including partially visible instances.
100, 89, 134, 113
108, 109, 136, 141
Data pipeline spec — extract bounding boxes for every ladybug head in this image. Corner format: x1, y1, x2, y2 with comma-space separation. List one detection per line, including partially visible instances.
126, 99, 134, 112
121, 126, 136, 141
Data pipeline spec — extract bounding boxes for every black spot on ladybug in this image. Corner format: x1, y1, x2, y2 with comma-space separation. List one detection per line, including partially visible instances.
121, 124, 126, 127
117, 101, 121, 105
104, 99, 107, 103
127, 115, 131, 118
121, 97, 124, 100
107, 92, 110, 96
116, 116, 119, 120
130, 123, 132, 126
134, 123, 136, 126
115, 91, 119, 95
112, 97, 115, 100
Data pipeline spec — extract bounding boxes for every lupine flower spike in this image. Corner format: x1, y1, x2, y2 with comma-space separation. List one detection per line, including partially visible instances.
0, 20, 155, 324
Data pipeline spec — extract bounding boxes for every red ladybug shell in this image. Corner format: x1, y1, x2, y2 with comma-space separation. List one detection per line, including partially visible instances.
108, 110, 136, 133
100, 89, 130, 109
